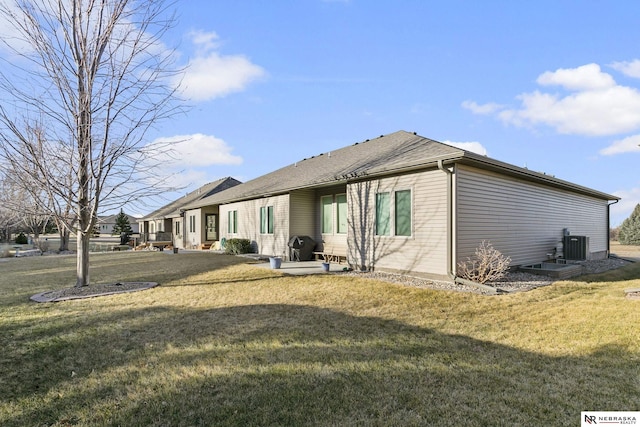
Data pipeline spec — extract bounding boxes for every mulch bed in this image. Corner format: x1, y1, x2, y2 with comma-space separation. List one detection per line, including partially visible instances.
30, 282, 159, 303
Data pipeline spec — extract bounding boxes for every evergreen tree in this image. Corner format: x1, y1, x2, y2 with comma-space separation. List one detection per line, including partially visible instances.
112, 209, 133, 236
618, 204, 640, 245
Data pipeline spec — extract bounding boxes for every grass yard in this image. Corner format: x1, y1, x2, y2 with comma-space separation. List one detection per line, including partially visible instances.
1, 251, 639, 426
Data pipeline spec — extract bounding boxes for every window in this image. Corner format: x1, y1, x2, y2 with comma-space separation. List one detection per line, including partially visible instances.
395, 190, 412, 236
336, 194, 347, 234
260, 206, 274, 234
375, 193, 390, 236
175, 220, 181, 236
150, 222, 155, 233
189, 215, 196, 233
321, 195, 333, 234
376, 190, 412, 236
228, 210, 237, 234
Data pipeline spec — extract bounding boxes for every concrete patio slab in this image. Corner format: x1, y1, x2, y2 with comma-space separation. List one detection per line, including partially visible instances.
253, 260, 349, 275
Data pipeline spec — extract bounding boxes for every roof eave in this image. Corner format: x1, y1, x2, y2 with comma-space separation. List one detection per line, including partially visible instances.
453, 152, 620, 201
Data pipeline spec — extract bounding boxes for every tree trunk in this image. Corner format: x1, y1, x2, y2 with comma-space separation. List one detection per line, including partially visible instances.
58, 228, 70, 252
76, 229, 90, 287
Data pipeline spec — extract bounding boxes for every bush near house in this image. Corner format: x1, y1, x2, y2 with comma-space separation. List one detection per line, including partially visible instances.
457, 240, 511, 284
224, 238, 252, 254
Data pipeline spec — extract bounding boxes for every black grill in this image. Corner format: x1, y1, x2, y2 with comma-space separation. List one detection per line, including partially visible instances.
288, 235, 316, 261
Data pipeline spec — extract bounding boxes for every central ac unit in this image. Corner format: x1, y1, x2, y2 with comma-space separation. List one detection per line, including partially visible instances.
563, 235, 589, 261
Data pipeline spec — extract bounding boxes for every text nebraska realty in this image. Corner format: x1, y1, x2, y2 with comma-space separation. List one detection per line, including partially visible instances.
584, 414, 637, 425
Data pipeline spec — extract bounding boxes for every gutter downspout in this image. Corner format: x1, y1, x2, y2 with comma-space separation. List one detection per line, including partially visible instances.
607, 200, 619, 256
438, 160, 504, 295
437, 160, 455, 280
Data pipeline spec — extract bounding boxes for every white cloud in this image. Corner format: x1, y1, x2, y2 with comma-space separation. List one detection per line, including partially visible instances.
461, 100, 503, 115
610, 59, 640, 79
611, 186, 640, 226
537, 63, 615, 91
188, 30, 221, 53
178, 30, 266, 101
139, 133, 242, 194
504, 85, 640, 135
149, 133, 243, 167
600, 135, 640, 155
442, 140, 488, 156
164, 169, 211, 190
467, 63, 640, 137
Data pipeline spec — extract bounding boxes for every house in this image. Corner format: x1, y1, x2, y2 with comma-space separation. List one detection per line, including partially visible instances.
138, 177, 241, 249
184, 131, 619, 280
97, 212, 139, 235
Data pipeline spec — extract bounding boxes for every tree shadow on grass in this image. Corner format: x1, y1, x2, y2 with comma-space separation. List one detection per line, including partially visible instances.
1, 304, 638, 426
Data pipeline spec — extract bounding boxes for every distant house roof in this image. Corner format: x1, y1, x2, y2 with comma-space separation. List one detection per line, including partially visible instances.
140, 177, 241, 220
185, 131, 619, 209
98, 213, 138, 225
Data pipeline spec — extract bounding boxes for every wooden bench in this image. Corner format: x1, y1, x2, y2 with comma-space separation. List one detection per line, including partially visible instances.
313, 252, 347, 264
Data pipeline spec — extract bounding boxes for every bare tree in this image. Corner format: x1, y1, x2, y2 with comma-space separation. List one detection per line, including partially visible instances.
0, 0, 184, 286
0, 119, 77, 251
0, 170, 22, 242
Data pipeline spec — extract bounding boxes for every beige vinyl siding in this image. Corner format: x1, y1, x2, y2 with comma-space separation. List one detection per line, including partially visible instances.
347, 170, 448, 278
183, 208, 203, 249
220, 194, 290, 257
455, 165, 609, 266
315, 185, 348, 255
289, 189, 316, 237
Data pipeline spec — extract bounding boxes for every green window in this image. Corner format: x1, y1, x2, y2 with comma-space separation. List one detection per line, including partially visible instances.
395, 190, 412, 236
260, 206, 274, 234
336, 194, 347, 234
375, 193, 390, 236
228, 210, 237, 234
321, 195, 333, 234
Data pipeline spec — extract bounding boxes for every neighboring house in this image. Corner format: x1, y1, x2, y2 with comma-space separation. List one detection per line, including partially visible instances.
138, 177, 241, 249
97, 213, 139, 235
184, 131, 619, 280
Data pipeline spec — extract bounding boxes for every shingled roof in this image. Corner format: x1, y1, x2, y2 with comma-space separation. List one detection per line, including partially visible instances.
185, 130, 618, 209
140, 177, 241, 220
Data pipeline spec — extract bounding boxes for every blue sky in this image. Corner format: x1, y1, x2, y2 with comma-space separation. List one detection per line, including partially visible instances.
4, 1, 640, 226
143, 0, 640, 226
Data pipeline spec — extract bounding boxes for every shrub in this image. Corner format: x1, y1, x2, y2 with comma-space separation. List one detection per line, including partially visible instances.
14, 232, 28, 244
224, 238, 252, 255
35, 238, 49, 253
457, 240, 511, 285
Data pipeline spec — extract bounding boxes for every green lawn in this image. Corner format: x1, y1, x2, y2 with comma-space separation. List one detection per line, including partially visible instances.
1, 252, 639, 426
